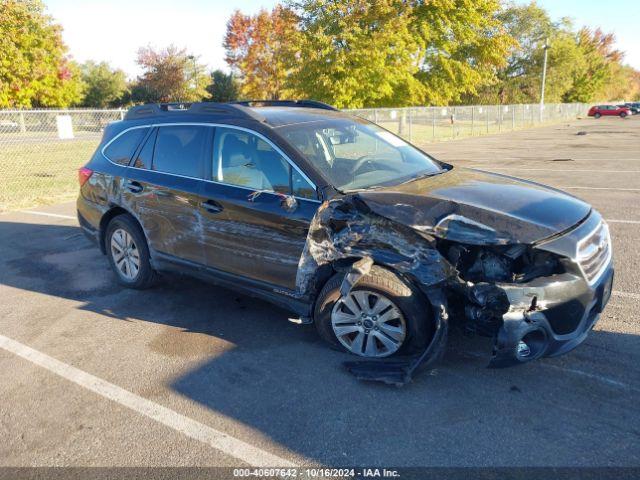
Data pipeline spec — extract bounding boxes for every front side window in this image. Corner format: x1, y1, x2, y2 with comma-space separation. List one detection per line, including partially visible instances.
152, 126, 208, 178
214, 127, 316, 199
280, 119, 444, 190
292, 169, 316, 199
104, 127, 148, 165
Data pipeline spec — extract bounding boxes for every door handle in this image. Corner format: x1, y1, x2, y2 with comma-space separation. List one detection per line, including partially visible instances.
202, 199, 224, 214
126, 180, 143, 194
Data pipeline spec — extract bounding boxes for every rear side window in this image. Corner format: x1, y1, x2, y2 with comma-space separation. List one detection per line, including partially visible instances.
103, 128, 148, 165
133, 129, 157, 170
152, 126, 209, 178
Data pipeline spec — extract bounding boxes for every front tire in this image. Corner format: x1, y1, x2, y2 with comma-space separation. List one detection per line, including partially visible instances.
594, 113, 601, 119
314, 266, 433, 358
105, 214, 156, 289
620, 112, 627, 118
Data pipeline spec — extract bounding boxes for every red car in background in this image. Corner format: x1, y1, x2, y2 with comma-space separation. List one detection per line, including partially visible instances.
588, 105, 631, 118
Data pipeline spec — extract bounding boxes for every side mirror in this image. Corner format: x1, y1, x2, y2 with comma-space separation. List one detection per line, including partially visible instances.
280, 195, 298, 213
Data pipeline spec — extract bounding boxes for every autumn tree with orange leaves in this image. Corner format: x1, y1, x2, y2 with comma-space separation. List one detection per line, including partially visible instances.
133, 45, 209, 103
224, 6, 299, 100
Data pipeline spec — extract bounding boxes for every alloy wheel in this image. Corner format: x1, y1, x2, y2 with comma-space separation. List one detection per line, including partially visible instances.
331, 290, 407, 357
110, 228, 140, 280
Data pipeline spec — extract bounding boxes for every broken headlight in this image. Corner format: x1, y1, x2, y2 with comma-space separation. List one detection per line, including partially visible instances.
440, 241, 564, 284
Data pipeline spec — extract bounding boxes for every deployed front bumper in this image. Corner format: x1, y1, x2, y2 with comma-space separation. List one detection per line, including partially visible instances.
489, 227, 614, 368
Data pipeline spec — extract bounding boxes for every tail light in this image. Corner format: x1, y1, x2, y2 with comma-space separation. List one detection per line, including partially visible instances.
78, 167, 93, 187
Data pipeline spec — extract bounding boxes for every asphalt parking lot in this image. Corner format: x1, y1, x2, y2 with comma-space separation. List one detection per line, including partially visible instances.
1, 115, 639, 468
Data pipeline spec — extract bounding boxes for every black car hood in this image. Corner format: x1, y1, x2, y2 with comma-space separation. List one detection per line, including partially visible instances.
355, 167, 591, 245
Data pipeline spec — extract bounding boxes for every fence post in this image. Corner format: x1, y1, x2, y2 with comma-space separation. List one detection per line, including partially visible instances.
512, 106, 515, 130
486, 107, 490, 134
432, 107, 436, 141
451, 107, 456, 139
471, 106, 475, 137
119, 109, 125, 120
408, 108, 413, 143
19, 111, 26, 133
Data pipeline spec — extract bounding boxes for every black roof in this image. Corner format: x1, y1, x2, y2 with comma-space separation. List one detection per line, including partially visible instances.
123, 100, 346, 127
250, 106, 349, 128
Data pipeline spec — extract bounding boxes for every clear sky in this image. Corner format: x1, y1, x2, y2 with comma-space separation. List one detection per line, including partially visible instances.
44, 0, 640, 78
43, 0, 278, 77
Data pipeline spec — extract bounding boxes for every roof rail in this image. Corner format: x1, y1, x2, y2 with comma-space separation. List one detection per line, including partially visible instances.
230, 100, 339, 111
124, 102, 266, 122
123, 99, 339, 121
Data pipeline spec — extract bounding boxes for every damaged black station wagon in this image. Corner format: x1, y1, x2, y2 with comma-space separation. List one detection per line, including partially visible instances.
78, 100, 614, 384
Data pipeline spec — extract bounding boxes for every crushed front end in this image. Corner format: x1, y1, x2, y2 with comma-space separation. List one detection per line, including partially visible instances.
443, 211, 614, 367
298, 191, 613, 384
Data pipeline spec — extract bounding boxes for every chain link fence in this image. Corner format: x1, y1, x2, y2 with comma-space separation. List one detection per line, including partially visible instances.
0, 109, 125, 211
350, 103, 589, 144
0, 103, 588, 211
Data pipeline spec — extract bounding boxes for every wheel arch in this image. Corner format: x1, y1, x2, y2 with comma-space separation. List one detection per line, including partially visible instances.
308, 256, 427, 317
99, 206, 140, 254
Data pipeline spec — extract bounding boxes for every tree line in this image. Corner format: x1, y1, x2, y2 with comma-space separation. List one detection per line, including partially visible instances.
2, 0, 639, 110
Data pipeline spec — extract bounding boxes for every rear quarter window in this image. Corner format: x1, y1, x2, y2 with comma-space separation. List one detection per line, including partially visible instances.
133, 129, 157, 170
103, 128, 148, 165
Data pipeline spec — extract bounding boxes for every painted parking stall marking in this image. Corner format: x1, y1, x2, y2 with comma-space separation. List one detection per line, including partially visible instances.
469, 167, 640, 173
0, 334, 296, 468
606, 219, 640, 225
612, 291, 640, 300
21, 211, 77, 220
558, 186, 640, 192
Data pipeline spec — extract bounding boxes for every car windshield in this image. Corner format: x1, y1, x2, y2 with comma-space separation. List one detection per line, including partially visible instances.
278, 118, 444, 190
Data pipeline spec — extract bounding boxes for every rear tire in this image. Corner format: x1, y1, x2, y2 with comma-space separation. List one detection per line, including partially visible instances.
105, 214, 156, 289
314, 266, 433, 358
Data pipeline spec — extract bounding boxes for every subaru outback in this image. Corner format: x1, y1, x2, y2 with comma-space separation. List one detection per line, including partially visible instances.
77, 101, 613, 376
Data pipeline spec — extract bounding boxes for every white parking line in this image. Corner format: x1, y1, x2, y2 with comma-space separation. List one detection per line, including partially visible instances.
606, 219, 640, 224
541, 363, 640, 393
613, 291, 640, 300
556, 158, 640, 163
21, 211, 76, 220
462, 350, 639, 393
0, 334, 296, 467
559, 186, 640, 192
471, 167, 640, 173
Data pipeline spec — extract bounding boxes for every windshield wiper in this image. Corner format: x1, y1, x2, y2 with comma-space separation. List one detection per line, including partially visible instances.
342, 169, 447, 193
341, 184, 386, 193
396, 169, 445, 186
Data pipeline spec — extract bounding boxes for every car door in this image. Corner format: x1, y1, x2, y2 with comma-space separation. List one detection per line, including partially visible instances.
122, 124, 213, 265
200, 126, 319, 291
